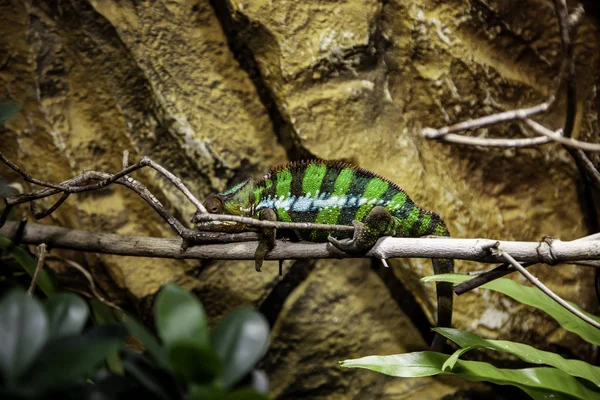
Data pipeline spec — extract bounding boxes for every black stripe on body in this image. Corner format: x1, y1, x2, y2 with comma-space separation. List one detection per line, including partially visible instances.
336, 173, 371, 226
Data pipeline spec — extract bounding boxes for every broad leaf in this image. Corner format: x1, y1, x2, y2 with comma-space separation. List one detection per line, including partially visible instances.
22, 324, 126, 391
45, 293, 89, 339
211, 307, 270, 388
155, 283, 209, 348
423, 274, 600, 346
340, 351, 600, 400
167, 340, 222, 384
0, 289, 48, 384
434, 327, 600, 387
0, 236, 57, 296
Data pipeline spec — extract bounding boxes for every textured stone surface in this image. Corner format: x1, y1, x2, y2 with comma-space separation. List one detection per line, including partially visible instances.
260, 259, 480, 399
1, 0, 599, 398
0, 0, 286, 305
228, 0, 600, 361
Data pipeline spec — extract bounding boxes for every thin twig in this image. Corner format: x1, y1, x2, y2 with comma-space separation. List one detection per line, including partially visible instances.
33, 192, 70, 220
421, 101, 553, 139
61, 257, 123, 312
499, 249, 600, 330
140, 157, 208, 214
27, 243, 47, 296
420, 133, 552, 148
524, 119, 600, 152
193, 213, 355, 233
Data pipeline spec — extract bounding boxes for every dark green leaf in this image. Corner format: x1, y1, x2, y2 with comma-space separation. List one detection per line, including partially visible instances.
225, 388, 270, 400
44, 293, 89, 339
120, 312, 169, 368
340, 351, 600, 400
423, 274, 600, 346
155, 283, 209, 348
211, 308, 270, 388
0, 101, 19, 126
0, 289, 48, 384
167, 340, 222, 384
434, 327, 600, 387
22, 324, 126, 391
0, 236, 57, 296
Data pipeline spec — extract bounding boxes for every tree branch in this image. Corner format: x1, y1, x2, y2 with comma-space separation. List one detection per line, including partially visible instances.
2, 221, 600, 267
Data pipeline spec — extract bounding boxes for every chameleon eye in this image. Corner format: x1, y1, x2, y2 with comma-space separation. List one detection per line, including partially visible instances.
203, 195, 223, 214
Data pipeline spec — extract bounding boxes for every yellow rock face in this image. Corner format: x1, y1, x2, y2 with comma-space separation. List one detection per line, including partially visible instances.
1, 0, 599, 397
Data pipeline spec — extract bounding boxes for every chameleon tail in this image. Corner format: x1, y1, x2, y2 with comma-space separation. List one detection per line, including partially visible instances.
430, 257, 454, 352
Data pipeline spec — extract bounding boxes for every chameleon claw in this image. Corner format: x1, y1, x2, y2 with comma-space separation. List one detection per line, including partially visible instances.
255, 259, 263, 272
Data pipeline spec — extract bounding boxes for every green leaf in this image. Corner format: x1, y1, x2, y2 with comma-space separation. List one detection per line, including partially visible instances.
211, 308, 270, 388
44, 293, 89, 339
340, 351, 600, 400
0, 236, 57, 296
155, 283, 209, 348
442, 346, 476, 371
120, 312, 169, 368
434, 327, 600, 387
0, 101, 19, 126
0, 289, 49, 384
167, 340, 222, 384
23, 324, 126, 391
423, 274, 600, 346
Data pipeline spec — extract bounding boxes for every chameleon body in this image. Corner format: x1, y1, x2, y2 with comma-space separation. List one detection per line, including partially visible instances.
195, 160, 453, 351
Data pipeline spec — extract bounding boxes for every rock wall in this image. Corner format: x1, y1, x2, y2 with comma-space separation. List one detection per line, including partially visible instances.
1, 0, 599, 398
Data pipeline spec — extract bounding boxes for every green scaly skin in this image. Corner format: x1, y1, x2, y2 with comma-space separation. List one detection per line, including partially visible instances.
194, 160, 454, 352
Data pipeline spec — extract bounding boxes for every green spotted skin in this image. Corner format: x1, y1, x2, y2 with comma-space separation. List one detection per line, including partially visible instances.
250, 160, 450, 242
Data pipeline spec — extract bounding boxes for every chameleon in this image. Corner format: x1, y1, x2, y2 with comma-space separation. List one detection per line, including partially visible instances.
193, 159, 454, 351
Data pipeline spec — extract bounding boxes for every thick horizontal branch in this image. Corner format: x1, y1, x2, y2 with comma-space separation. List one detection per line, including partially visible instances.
2, 221, 599, 266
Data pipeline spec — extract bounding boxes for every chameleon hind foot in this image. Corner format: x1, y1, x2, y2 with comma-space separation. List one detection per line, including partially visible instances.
327, 220, 365, 253
328, 206, 397, 253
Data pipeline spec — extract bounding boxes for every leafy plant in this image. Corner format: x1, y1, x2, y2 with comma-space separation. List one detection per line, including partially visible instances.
119, 283, 271, 400
0, 282, 271, 399
0, 288, 126, 399
340, 274, 600, 400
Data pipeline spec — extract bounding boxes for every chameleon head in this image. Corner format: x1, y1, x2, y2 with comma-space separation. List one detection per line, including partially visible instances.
192, 178, 256, 229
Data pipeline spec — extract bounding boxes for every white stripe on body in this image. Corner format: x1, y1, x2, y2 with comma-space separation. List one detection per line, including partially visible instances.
255, 191, 388, 213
